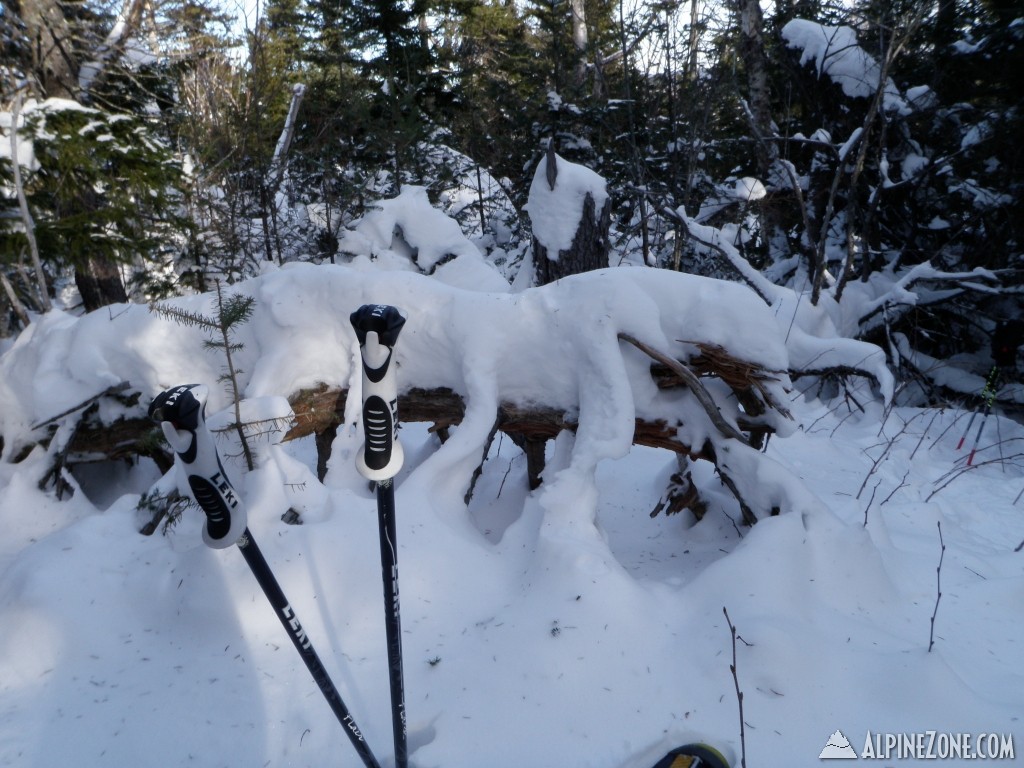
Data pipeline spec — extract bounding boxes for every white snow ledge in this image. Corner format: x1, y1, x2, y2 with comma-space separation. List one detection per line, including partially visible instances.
0, 264, 891, 521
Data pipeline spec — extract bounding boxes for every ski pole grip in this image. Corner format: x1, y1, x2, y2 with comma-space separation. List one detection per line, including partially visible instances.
350, 304, 406, 482
149, 384, 247, 549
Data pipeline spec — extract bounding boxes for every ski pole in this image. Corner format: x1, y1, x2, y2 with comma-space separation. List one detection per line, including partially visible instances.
955, 408, 979, 451
350, 304, 409, 768
955, 366, 998, 451
149, 384, 383, 768
962, 367, 1000, 466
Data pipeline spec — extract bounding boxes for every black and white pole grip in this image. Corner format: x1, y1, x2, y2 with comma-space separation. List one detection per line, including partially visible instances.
149, 384, 248, 549
350, 304, 406, 482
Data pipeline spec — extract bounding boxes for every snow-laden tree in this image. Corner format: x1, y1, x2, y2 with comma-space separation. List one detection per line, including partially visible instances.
1, 98, 188, 314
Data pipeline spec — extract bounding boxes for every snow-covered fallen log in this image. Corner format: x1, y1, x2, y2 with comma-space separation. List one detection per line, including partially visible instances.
0, 263, 890, 521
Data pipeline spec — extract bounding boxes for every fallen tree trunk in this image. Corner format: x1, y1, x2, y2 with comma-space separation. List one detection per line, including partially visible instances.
69, 370, 773, 469
285, 383, 728, 457
55, 341, 786, 525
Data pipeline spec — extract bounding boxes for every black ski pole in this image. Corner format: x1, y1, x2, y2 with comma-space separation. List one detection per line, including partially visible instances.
350, 305, 409, 768
149, 384, 382, 768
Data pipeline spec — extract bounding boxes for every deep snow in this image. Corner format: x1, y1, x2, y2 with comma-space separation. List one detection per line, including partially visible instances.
0, 258, 1021, 767
1, 388, 1022, 767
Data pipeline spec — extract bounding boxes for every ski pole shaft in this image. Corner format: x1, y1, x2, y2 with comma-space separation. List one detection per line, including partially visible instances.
955, 409, 978, 451
964, 367, 1000, 466
966, 403, 991, 467
351, 304, 408, 768
150, 384, 382, 768
375, 478, 406, 767
236, 532, 382, 768
957, 367, 1000, 451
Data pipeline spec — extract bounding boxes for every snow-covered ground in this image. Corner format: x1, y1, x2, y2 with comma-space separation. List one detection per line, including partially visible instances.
0, 257, 1021, 768
0, 159, 1019, 765
1, 389, 1021, 767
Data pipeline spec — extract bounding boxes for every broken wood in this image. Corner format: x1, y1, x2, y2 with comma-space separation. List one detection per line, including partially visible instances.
31, 381, 132, 430
533, 188, 612, 285
618, 333, 753, 444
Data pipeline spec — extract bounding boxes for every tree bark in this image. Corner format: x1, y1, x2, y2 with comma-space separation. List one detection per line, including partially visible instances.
534, 191, 612, 284
732, 0, 775, 175
17, 0, 77, 97
569, 0, 589, 89
75, 254, 129, 312
9, 93, 52, 312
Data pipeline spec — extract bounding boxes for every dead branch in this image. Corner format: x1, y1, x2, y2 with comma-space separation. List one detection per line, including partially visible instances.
35, 333, 800, 525
618, 332, 751, 444
31, 381, 132, 430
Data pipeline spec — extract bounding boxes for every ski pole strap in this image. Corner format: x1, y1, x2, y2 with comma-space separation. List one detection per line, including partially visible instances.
350, 304, 406, 482
149, 384, 248, 549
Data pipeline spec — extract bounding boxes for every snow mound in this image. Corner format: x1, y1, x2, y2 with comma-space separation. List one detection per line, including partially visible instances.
1, 265, 1021, 768
339, 186, 485, 274
524, 153, 608, 257
782, 19, 907, 112
0, 264, 822, 521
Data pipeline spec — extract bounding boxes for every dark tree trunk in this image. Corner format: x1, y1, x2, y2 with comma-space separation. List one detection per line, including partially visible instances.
533, 191, 612, 285
75, 255, 128, 312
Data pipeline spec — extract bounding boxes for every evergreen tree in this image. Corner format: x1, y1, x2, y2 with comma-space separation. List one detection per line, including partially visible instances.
1, 99, 189, 309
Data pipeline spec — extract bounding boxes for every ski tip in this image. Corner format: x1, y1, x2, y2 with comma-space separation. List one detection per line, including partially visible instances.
651, 743, 731, 768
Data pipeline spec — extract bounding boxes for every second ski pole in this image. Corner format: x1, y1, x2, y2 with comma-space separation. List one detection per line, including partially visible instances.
351, 304, 409, 768
956, 365, 1000, 465
149, 384, 383, 768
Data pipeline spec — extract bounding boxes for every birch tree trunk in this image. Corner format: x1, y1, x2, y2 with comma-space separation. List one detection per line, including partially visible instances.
77, 0, 148, 100
732, 0, 775, 174
10, 94, 53, 313
570, 0, 589, 88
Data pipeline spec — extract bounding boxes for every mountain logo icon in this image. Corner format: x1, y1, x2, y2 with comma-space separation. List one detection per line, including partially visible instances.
819, 729, 858, 759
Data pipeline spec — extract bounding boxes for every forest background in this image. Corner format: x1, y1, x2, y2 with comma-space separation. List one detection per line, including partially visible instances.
1, 0, 1022, 404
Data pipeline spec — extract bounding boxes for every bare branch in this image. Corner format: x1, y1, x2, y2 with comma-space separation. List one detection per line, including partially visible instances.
617, 332, 751, 444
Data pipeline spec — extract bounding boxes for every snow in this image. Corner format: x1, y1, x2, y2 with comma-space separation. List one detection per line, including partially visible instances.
901, 153, 929, 181
338, 186, 487, 275
525, 153, 608, 258
1, 216, 1022, 767
728, 177, 766, 202
782, 19, 907, 113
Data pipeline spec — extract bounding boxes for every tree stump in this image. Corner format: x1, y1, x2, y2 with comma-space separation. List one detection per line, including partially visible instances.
534, 190, 612, 285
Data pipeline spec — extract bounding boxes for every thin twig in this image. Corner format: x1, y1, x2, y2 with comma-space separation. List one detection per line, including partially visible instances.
928, 405, 969, 451
723, 607, 747, 768
863, 479, 880, 527
880, 470, 910, 506
910, 409, 941, 461
30, 381, 132, 430
928, 521, 945, 653
857, 410, 925, 499
927, 452, 1024, 501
